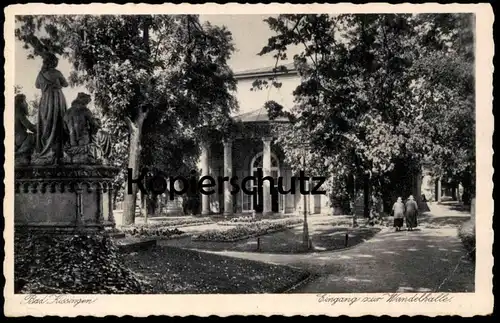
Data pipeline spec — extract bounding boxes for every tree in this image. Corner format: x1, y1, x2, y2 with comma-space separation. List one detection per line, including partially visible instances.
16, 15, 238, 224
140, 110, 200, 216
256, 13, 475, 210
411, 14, 475, 201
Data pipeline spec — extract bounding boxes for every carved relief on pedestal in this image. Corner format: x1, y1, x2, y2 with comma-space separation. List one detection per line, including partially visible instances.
15, 165, 120, 230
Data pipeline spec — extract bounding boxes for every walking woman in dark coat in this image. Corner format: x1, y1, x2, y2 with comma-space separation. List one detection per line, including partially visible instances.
392, 197, 405, 231
405, 195, 419, 231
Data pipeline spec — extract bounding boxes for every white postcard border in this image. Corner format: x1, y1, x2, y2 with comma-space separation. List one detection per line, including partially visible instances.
3, 3, 494, 317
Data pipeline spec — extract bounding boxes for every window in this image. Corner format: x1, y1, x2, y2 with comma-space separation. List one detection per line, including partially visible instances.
242, 180, 252, 211
248, 152, 280, 211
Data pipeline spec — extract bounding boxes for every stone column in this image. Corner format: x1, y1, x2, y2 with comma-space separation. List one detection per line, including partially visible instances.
108, 186, 115, 226
262, 137, 272, 216
223, 140, 233, 217
200, 141, 211, 216
102, 187, 109, 222
436, 177, 442, 203
452, 185, 457, 200
96, 186, 104, 224
75, 183, 84, 227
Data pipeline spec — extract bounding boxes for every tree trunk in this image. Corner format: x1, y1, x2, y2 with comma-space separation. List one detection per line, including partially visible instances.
122, 17, 153, 225
122, 111, 147, 225
142, 191, 148, 224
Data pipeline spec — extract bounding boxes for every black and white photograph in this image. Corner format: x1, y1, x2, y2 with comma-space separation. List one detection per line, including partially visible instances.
4, 3, 494, 317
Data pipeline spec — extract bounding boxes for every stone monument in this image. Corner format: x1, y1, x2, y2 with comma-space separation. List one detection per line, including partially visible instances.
165, 181, 185, 217
15, 69, 119, 233
14, 94, 36, 166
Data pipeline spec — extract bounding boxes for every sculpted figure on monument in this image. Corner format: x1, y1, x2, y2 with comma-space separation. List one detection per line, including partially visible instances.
32, 53, 69, 165
62, 92, 101, 164
91, 118, 113, 164
15, 94, 37, 165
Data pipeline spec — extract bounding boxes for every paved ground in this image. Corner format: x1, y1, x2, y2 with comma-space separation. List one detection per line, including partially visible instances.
197, 202, 474, 293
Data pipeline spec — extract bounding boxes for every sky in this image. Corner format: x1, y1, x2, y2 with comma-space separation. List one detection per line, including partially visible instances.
14, 14, 299, 104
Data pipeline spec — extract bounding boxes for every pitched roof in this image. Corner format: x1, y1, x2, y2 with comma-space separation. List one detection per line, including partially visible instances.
234, 62, 297, 80
232, 108, 290, 123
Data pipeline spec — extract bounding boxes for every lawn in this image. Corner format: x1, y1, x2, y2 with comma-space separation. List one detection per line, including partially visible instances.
161, 224, 381, 254
122, 245, 310, 293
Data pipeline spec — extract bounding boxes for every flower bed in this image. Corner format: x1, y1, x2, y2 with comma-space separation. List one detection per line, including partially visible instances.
192, 219, 303, 242
219, 216, 302, 226
142, 217, 213, 228
120, 227, 189, 240
14, 231, 146, 294
228, 216, 259, 223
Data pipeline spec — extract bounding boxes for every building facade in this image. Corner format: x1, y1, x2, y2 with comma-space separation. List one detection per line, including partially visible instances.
196, 64, 331, 217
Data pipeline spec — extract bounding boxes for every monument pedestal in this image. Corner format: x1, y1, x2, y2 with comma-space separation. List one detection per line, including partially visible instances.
165, 196, 185, 217
15, 165, 120, 233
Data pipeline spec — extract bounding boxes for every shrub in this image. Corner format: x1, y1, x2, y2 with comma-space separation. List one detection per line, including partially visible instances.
458, 219, 475, 261
14, 231, 146, 294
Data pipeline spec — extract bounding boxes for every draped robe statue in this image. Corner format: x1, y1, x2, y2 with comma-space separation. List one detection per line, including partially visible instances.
15, 94, 36, 165
92, 118, 113, 164
32, 53, 68, 165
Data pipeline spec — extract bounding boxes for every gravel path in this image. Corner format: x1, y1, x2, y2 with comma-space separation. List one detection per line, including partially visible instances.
197, 202, 474, 293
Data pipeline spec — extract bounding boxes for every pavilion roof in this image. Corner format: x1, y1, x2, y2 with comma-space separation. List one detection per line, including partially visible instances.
234, 62, 297, 80
232, 108, 290, 123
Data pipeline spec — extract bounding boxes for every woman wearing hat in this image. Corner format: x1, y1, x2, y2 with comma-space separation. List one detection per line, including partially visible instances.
392, 197, 405, 231
405, 195, 419, 231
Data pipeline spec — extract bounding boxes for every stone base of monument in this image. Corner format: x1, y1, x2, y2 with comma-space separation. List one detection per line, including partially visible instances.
165, 198, 185, 217
13, 166, 155, 293
15, 165, 119, 233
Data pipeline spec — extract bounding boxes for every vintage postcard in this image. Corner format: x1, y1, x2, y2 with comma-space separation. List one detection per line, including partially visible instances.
3, 3, 494, 317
